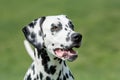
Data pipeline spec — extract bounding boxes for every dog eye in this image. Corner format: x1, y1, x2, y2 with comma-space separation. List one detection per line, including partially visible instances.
51, 26, 59, 32
51, 23, 62, 32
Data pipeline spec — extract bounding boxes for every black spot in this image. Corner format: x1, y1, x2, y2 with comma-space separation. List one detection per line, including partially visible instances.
54, 57, 58, 60
68, 21, 74, 30
57, 18, 60, 20
66, 37, 70, 41
63, 61, 67, 67
28, 21, 36, 28
31, 32, 36, 39
38, 49, 57, 75
65, 73, 69, 78
58, 22, 62, 27
51, 32, 54, 35
43, 34, 46, 38
60, 44, 64, 47
43, 43, 46, 48
41, 50, 50, 65
37, 74, 39, 79
31, 65, 35, 75
65, 28, 68, 31
54, 57, 62, 64
30, 38, 36, 44
44, 65, 56, 75
50, 65, 56, 74
28, 19, 38, 28
65, 15, 68, 18
37, 50, 41, 59
34, 78, 36, 80
65, 25, 68, 28
39, 31, 42, 36
52, 44, 54, 46
37, 49, 52, 74
40, 16, 46, 27
46, 76, 51, 80
51, 23, 55, 27
22, 27, 30, 37
26, 74, 31, 80
58, 70, 61, 77
39, 72, 43, 80
28, 22, 34, 27
37, 49, 50, 63
57, 70, 61, 80
36, 43, 43, 50
63, 75, 66, 80
66, 32, 70, 41
39, 17, 46, 41
69, 71, 74, 79
34, 18, 38, 22
59, 59, 62, 64
44, 64, 49, 74
57, 76, 60, 80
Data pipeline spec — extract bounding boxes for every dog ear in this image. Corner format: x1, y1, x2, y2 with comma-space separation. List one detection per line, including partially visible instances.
22, 17, 46, 49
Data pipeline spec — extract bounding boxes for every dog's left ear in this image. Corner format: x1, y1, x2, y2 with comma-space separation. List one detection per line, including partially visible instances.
22, 17, 46, 49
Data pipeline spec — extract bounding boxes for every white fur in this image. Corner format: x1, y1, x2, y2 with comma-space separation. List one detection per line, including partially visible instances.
24, 40, 35, 60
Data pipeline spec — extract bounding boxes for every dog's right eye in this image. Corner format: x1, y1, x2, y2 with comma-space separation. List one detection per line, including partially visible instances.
51, 23, 62, 32
51, 26, 59, 32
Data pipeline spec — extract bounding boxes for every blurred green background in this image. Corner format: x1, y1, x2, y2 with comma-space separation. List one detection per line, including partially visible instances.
0, 0, 120, 80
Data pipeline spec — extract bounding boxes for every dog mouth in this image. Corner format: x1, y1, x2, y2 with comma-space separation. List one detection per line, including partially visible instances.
54, 47, 78, 62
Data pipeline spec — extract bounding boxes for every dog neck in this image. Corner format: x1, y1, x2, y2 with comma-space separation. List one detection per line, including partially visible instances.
34, 48, 74, 80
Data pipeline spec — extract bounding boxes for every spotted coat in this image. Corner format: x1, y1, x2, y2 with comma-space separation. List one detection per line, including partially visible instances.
22, 15, 82, 80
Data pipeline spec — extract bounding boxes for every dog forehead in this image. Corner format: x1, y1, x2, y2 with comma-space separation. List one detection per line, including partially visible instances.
42, 15, 70, 28
47, 15, 68, 20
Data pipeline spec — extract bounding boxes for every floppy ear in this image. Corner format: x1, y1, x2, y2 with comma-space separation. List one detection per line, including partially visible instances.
22, 17, 46, 49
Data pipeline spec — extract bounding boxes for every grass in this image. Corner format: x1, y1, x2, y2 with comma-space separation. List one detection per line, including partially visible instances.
0, 0, 120, 80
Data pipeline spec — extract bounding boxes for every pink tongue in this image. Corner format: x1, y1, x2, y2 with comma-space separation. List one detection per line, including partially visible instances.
54, 49, 76, 58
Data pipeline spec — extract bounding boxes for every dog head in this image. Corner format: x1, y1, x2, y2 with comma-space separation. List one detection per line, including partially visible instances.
22, 15, 82, 61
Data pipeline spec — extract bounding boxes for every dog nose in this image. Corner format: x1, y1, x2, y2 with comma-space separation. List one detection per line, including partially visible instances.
71, 33, 82, 43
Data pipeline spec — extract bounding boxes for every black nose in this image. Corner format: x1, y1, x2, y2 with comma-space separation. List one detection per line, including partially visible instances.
71, 33, 82, 43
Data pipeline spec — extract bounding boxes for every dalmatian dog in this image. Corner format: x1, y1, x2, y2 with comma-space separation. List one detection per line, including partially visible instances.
22, 15, 82, 80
